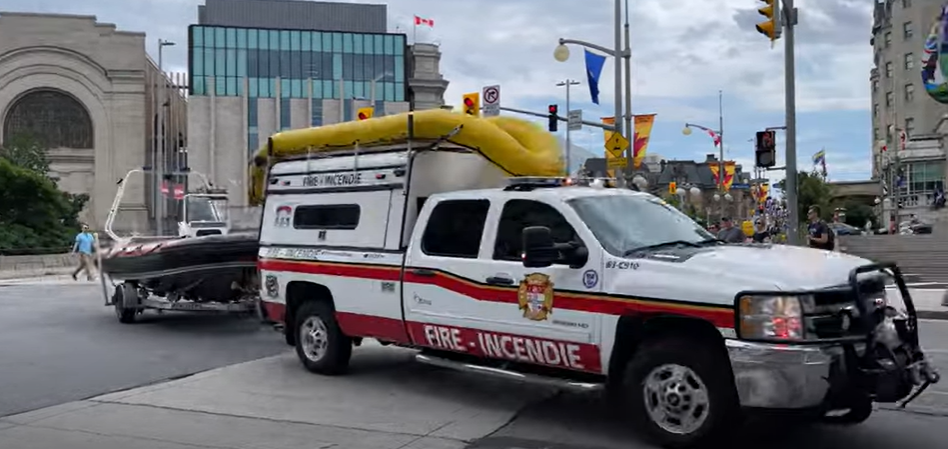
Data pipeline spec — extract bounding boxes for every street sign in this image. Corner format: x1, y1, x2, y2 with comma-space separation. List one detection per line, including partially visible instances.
567, 110, 583, 131
607, 157, 628, 169
605, 133, 630, 158
482, 85, 500, 117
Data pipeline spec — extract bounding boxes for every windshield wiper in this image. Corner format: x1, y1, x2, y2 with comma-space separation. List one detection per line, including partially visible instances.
622, 238, 722, 257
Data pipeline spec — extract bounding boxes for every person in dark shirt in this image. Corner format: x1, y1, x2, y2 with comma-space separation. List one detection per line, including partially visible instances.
751, 220, 770, 243
717, 217, 745, 243
806, 205, 834, 250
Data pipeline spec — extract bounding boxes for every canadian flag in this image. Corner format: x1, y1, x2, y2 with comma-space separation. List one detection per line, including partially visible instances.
707, 129, 722, 147
414, 15, 434, 27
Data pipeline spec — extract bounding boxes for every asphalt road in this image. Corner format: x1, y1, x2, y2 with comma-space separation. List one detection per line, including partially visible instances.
0, 282, 286, 417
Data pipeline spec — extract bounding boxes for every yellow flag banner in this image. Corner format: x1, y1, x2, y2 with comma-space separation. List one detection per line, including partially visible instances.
708, 161, 737, 191
632, 114, 656, 170
601, 116, 617, 177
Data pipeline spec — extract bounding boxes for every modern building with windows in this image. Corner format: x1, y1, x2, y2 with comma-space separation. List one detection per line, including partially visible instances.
186, 0, 449, 210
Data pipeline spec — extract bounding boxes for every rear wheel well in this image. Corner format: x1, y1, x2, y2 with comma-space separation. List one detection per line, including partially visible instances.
284, 281, 334, 346
608, 315, 732, 386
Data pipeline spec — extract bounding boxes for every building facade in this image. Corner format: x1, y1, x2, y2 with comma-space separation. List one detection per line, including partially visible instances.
871, 0, 948, 223
0, 12, 187, 234
186, 0, 449, 214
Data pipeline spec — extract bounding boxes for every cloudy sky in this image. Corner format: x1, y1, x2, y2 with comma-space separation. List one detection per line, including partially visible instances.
3, 0, 875, 186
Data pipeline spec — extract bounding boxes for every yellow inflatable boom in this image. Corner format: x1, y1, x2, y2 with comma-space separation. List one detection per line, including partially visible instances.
248, 109, 566, 205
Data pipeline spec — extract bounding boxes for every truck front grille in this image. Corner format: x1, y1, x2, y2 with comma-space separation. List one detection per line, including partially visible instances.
805, 277, 886, 340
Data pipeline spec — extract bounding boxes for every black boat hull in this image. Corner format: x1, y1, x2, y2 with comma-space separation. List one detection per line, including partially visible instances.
101, 233, 259, 302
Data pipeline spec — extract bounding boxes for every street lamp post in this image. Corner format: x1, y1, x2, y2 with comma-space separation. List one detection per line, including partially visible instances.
556, 79, 581, 173
553, 0, 629, 177
682, 122, 724, 192
156, 38, 175, 235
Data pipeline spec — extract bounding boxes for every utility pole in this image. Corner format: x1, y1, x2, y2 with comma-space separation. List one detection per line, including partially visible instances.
718, 90, 725, 193
782, 0, 801, 245
156, 38, 175, 235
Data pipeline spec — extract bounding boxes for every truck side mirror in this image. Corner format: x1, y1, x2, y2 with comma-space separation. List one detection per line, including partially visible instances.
522, 226, 557, 268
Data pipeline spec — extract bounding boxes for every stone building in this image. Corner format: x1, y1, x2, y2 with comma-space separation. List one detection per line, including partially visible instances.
0, 12, 187, 234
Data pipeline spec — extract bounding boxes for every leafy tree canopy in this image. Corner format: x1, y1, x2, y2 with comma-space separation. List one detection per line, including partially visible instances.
775, 170, 834, 221
0, 135, 87, 255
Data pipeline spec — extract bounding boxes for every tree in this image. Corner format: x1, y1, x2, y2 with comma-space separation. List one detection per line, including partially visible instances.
775, 170, 834, 220
0, 137, 87, 255
0, 133, 49, 174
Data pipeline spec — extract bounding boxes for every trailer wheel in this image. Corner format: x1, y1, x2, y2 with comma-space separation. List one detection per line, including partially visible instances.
624, 336, 739, 448
113, 282, 139, 324
294, 301, 352, 375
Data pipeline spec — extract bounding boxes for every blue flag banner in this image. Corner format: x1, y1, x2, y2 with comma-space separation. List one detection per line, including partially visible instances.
584, 49, 606, 105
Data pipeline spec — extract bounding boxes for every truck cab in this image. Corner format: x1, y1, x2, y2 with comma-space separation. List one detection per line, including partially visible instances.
257, 144, 938, 448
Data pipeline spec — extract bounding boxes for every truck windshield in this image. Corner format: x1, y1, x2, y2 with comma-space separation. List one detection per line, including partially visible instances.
568, 194, 715, 257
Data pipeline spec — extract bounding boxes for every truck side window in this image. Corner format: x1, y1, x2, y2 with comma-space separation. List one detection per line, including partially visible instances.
293, 204, 361, 229
421, 199, 490, 258
493, 199, 581, 263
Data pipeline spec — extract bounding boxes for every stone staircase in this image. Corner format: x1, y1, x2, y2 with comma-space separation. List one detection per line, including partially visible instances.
839, 233, 948, 282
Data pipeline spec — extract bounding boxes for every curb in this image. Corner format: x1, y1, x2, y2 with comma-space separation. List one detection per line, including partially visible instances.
917, 310, 948, 320
0, 267, 73, 281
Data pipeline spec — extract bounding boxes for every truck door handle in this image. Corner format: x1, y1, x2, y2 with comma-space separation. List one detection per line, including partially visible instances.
410, 268, 436, 277
486, 276, 514, 286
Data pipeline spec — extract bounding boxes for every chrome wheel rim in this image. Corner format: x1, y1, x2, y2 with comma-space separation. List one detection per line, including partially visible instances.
300, 316, 329, 362
643, 364, 710, 435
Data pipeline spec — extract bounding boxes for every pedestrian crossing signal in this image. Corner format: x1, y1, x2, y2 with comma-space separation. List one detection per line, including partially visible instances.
357, 107, 374, 120
755, 130, 776, 168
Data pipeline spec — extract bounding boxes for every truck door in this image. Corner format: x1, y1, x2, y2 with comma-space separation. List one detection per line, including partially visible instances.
404, 196, 604, 375
478, 198, 603, 374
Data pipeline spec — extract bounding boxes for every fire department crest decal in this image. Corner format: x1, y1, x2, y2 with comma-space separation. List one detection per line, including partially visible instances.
518, 273, 554, 321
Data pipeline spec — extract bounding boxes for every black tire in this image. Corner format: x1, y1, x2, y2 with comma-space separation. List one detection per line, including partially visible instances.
822, 395, 873, 425
623, 336, 740, 448
293, 301, 352, 375
114, 283, 138, 324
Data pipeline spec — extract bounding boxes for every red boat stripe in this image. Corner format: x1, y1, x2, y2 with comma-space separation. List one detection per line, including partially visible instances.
258, 258, 735, 328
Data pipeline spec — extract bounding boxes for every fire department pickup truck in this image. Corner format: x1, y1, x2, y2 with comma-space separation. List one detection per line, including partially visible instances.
257, 144, 938, 448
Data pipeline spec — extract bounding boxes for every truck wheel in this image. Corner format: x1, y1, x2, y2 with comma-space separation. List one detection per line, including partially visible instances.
114, 283, 138, 324
294, 301, 352, 375
624, 336, 739, 448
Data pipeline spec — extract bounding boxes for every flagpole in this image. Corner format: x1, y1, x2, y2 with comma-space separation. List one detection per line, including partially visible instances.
413, 20, 417, 44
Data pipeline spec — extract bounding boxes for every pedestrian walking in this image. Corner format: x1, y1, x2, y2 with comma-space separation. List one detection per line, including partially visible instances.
71, 224, 96, 281
806, 205, 835, 251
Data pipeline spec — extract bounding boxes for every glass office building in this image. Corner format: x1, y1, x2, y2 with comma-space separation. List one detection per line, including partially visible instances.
188, 25, 407, 102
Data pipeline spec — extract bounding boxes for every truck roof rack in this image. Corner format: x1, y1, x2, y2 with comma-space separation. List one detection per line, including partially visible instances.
503, 176, 619, 191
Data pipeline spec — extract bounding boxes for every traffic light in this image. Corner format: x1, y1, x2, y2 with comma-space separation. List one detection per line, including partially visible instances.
668, 181, 677, 195
462, 92, 480, 116
357, 107, 374, 120
548, 104, 558, 132
755, 130, 776, 168
756, 0, 782, 43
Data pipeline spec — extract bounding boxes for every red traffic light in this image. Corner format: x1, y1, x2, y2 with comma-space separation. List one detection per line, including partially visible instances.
464, 98, 475, 107
358, 113, 368, 120
548, 105, 558, 114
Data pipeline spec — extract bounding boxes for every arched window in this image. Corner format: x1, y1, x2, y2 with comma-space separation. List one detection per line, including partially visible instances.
3, 90, 93, 149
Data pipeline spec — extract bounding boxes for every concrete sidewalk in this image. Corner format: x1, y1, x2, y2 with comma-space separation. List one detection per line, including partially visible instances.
0, 343, 558, 449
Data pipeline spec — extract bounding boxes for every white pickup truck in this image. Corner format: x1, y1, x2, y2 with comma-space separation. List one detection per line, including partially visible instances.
256, 144, 939, 448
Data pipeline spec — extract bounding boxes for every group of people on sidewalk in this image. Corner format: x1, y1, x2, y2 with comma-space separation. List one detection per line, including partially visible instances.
709, 204, 838, 251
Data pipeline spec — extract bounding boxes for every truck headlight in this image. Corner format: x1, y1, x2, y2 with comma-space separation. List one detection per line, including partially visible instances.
738, 295, 812, 341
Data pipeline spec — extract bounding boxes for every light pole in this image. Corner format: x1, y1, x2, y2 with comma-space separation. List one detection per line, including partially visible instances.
556, 79, 581, 173
782, 0, 800, 245
156, 38, 175, 235
682, 122, 724, 191
553, 0, 629, 175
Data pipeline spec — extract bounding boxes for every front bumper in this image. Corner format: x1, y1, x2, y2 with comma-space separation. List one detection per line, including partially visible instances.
727, 339, 837, 409
726, 262, 940, 410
